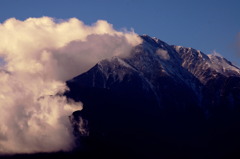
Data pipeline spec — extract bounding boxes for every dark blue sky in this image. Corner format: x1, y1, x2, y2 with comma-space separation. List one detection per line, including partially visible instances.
1, 0, 240, 65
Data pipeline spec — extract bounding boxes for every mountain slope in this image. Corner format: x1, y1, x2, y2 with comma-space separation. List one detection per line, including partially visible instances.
65, 35, 240, 158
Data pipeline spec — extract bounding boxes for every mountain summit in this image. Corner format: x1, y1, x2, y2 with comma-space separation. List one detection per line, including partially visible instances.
66, 35, 240, 158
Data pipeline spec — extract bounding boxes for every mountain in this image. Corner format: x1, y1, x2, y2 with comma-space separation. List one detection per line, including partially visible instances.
65, 35, 240, 158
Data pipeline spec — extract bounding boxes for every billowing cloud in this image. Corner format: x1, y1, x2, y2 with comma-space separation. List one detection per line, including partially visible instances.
0, 17, 141, 154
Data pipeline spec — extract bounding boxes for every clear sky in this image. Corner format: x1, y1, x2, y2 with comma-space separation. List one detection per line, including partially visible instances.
0, 0, 240, 65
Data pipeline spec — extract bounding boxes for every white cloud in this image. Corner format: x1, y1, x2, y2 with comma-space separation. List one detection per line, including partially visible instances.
156, 49, 170, 60
0, 17, 142, 154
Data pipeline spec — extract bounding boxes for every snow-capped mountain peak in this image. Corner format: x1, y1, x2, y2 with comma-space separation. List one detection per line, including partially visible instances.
66, 34, 240, 159
207, 54, 240, 75
171, 43, 240, 83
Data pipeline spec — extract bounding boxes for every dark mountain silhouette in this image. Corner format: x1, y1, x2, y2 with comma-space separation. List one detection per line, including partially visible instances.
65, 35, 240, 159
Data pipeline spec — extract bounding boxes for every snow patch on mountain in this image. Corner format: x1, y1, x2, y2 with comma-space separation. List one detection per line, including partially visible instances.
172, 45, 240, 83
207, 54, 240, 75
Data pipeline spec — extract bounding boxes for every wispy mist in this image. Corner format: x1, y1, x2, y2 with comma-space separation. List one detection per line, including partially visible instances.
0, 17, 141, 154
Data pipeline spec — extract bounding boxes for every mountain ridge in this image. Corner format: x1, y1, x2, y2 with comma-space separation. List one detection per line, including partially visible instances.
65, 35, 240, 158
